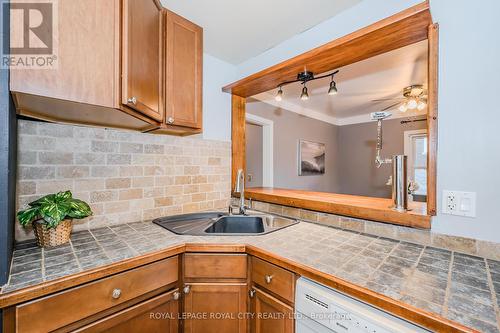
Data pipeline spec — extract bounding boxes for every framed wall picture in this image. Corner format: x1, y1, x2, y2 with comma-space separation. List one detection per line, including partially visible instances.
298, 140, 325, 176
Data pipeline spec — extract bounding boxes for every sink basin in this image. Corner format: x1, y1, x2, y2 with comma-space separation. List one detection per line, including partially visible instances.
153, 212, 298, 236
204, 216, 265, 234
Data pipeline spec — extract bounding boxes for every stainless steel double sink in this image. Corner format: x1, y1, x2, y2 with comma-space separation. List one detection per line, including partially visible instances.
153, 212, 298, 236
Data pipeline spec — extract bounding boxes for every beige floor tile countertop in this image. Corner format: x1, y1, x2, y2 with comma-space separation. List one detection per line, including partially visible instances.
2, 218, 500, 332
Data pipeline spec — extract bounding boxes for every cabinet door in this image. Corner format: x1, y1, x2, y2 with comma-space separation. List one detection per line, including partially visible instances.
122, 0, 164, 122
251, 287, 294, 333
75, 290, 179, 333
10, 0, 120, 108
184, 283, 247, 333
165, 10, 203, 129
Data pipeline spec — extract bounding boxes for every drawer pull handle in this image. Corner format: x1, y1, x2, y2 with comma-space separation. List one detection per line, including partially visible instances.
249, 289, 256, 298
167, 117, 175, 124
112, 288, 122, 299
173, 291, 181, 300
183, 285, 191, 294
265, 275, 273, 284
127, 97, 137, 105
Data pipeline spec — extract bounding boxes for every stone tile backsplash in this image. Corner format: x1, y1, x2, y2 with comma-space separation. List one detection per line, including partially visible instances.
16, 120, 231, 241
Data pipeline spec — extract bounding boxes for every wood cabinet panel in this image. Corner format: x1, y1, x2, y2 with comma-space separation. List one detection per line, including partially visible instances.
165, 10, 203, 129
74, 290, 179, 333
251, 287, 294, 333
251, 257, 295, 303
184, 283, 247, 333
184, 254, 247, 280
10, 0, 120, 108
122, 0, 164, 122
15, 257, 178, 333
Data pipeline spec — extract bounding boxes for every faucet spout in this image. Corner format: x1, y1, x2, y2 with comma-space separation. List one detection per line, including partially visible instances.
234, 169, 246, 215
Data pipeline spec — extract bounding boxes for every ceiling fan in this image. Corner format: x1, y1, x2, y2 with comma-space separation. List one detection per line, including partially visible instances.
373, 84, 428, 113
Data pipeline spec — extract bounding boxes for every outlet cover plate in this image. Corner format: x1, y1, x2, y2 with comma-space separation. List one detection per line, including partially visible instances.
442, 190, 476, 217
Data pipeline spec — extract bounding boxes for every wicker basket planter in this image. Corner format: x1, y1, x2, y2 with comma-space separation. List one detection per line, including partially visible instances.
32, 219, 73, 248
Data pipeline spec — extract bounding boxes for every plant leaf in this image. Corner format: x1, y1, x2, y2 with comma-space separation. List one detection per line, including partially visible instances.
39, 200, 71, 228
17, 207, 40, 227
56, 190, 72, 201
67, 199, 93, 219
28, 193, 56, 207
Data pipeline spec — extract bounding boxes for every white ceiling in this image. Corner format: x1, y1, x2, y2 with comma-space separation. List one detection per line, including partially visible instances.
253, 40, 429, 125
160, 0, 362, 64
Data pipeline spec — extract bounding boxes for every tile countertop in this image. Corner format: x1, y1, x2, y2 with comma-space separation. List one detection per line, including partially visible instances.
2, 220, 500, 332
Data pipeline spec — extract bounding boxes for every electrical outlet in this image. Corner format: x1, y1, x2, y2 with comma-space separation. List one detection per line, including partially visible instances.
442, 190, 476, 217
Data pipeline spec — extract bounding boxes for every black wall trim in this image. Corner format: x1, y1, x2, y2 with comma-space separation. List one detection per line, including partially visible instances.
0, 0, 15, 287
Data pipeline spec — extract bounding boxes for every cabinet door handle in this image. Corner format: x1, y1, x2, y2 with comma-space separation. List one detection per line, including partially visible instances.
112, 288, 122, 299
183, 285, 191, 294
173, 291, 181, 300
127, 97, 137, 105
249, 289, 256, 298
167, 116, 174, 124
265, 275, 273, 284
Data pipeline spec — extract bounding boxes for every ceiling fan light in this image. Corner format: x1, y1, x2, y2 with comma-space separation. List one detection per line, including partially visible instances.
300, 86, 309, 101
328, 81, 338, 95
275, 87, 283, 102
398, 103, 408, 112
407, 98, 418, 110
417, 100, 426, 110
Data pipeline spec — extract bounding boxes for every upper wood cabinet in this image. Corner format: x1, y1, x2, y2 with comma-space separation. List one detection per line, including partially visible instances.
9, 0, 203, 136
165, 10, 203, 129
122, 0, 164, 122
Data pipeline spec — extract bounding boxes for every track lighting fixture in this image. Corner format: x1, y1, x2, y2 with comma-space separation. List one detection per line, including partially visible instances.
275, 69, 339, 101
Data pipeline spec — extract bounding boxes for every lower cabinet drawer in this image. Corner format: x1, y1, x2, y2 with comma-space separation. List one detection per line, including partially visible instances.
251, 257, 295, 303
73, 289, 179, 333
15, 256, 179, 333
184, 253, 247, 280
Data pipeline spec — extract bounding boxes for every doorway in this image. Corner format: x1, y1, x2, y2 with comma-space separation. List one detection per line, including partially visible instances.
404, 129, 428, 202
245, 113, 274, 187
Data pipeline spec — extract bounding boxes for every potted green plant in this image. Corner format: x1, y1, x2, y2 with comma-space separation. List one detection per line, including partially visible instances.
17, 191, 93, 248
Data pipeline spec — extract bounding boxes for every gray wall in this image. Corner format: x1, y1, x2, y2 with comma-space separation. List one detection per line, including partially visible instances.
245, 122, 263, 187
1, 0, 15, 287
247, 100, 427, 198
338, 118, 427, 198
247, 101, 340, 193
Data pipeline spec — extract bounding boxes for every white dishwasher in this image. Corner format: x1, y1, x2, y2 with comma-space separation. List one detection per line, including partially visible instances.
295, 278, 430, 333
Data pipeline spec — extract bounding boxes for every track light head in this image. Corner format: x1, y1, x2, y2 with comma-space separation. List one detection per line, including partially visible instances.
328, 80, 338, 95
300, 86, 309, 101
275, 87, 283, 101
